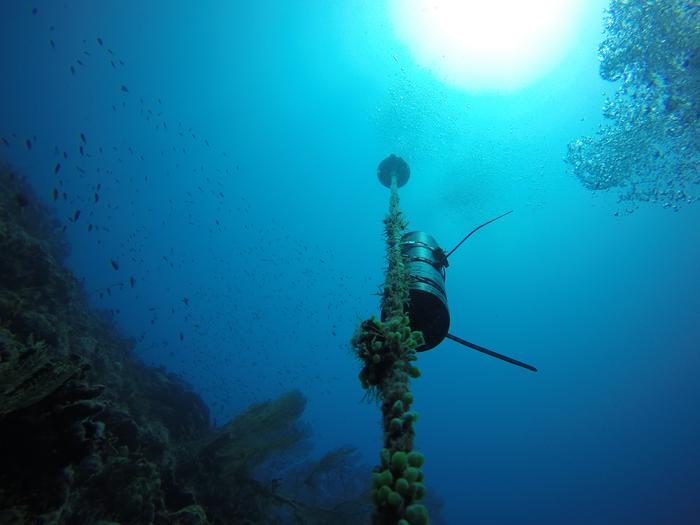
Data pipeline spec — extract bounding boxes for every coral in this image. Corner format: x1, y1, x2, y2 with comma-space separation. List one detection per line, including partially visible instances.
2, 167, 411, 525
168, 504, 208, 525
351, 173, 429, 525
387, 491, 402, 507
190, 390, 308, 481
405, 503, 429, 525
378, 469, 394, 487
395, 478, 410, 496
0, 164, 69, 261
391, 451, 408, 473
407, 451, 424, 468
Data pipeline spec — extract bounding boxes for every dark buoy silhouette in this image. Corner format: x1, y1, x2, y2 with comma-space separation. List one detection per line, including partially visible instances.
377, 153, 410, 188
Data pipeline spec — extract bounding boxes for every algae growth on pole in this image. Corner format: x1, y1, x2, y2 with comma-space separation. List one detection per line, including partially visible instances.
351, 154, 430, 525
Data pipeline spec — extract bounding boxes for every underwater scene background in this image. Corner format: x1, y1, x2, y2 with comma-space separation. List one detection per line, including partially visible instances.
1, 1, 699, 524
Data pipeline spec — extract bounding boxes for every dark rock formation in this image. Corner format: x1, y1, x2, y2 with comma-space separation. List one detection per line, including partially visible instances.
0, 166, 376, 524
0, 165, 211, 523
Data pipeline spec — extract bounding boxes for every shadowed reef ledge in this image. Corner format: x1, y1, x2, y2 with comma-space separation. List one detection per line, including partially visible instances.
0, 166, 385, 524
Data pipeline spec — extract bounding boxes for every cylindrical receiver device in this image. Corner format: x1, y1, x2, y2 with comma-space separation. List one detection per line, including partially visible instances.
382, 231, 450, 351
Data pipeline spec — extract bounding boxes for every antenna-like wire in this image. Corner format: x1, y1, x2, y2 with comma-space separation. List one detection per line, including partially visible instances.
445, 333, 537, 372
445, 210, 513, 259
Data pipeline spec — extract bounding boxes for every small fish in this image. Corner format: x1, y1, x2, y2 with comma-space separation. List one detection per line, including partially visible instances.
94, 193, 99, 203
88, 223, 93, 232
70, 65, 75, 75
179, 332, 184, 341
97, 37, 103, 46
77, 59, 84, 66
73, 210, 81, 222
25, 138, 32, 150
54, 163, 61, 174
50, 39, 55, 49
1, 137, 9, 146
120, 84, 129, 92
79, 145, 84, 156
129, 276, 135, 288
97, 183, 102, 190
32, 7, 38, 15
62, 151, 68, 159
183, 297, 189, 306
110, 259, 119, 270
110, 60, 116, 68
80, 132, 86, 144
205, 139, 210, 147
52, 188, 58, 201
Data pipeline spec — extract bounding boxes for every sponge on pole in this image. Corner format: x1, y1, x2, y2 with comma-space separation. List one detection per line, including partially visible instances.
351, 156, 429, 525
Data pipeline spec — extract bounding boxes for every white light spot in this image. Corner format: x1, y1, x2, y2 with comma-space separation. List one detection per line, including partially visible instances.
389, 0, 584, 92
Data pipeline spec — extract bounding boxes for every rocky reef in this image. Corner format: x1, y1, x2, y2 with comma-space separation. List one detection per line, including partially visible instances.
0, 165, 383, 524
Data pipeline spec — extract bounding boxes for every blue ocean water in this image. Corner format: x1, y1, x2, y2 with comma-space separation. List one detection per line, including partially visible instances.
1, 1, 699, 523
